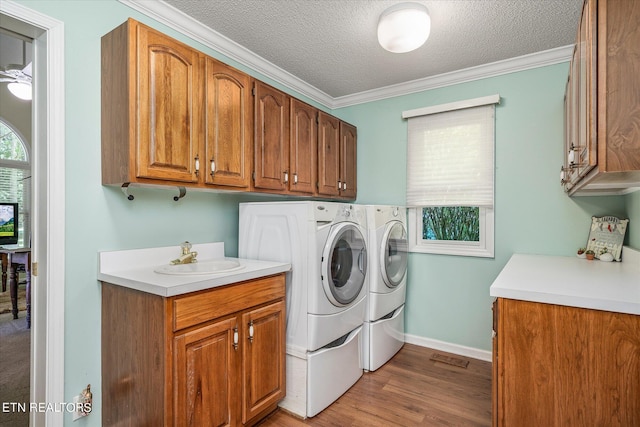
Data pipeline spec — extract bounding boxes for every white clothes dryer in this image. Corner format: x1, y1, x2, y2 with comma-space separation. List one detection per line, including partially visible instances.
363, 205, 408, 371
239, 201, 368, 418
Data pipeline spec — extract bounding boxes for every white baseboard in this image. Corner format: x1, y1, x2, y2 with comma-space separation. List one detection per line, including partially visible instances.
404, 334, 492, 362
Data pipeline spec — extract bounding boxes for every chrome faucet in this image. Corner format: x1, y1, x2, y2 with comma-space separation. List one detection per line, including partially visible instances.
170, 241, 198, 265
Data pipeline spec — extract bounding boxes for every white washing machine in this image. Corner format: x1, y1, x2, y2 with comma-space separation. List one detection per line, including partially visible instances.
239, 201, 368, 418
363, 205, 408, 371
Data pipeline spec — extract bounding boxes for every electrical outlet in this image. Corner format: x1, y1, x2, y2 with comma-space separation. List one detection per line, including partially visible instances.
72, 384, 92, 422
72, 395, 85, 421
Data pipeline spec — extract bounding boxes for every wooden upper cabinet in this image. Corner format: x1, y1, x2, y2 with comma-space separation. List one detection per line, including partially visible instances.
317, 112, 341, 197
563, 0, 640, 195
289, 99, 317, 195
340, 121, 357, 200
204, 57, 252, 188
102, 19, 357, 200
253, 81, 290, 191
102, 18, 204, 185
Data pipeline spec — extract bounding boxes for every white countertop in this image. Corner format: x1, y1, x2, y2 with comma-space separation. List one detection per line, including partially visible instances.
490, 246, 640, 315
98, 242, 291, 297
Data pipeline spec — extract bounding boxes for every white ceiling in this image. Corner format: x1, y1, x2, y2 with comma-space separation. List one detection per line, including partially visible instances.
124, 0, 583, 107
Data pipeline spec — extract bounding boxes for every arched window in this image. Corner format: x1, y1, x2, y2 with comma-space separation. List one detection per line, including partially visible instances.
0, 119, 30, 247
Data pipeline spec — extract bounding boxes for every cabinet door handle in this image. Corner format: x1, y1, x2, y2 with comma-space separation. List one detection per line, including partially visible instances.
210, 159, 216, 177
233, 326, 238, 350
342, 182, 347, 190
194, 155, 200, 177
283, 171, 289, 184
338, 180, 342, 190
293, 173, 298, 184
248, 320, 254, 343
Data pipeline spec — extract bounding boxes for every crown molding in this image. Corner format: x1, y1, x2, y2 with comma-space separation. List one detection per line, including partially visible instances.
118, 0, 334, 107
332, 45, 573, 108
118, 0, 572, 110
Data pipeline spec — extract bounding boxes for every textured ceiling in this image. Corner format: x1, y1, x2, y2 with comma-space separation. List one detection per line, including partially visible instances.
161, 0, 582, 99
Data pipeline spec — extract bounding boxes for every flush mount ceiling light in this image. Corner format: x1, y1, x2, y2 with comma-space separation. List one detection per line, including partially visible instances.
377, 2, 431, 53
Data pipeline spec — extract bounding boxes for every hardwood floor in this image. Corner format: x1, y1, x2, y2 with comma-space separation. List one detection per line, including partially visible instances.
258, 344, 492, 426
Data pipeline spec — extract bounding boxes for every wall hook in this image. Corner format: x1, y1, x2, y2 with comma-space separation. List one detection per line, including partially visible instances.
173, 186, 187, 201
121, 183, 134, 200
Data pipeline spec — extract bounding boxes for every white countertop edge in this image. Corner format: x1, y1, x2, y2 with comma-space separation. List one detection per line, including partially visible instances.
99, 242, 226, 273
98, 261, 291, 297
490, 246, 640, 316
490, 288, 640, 316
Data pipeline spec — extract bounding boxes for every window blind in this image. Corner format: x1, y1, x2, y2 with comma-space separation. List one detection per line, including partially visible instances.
406, 103, 495, 207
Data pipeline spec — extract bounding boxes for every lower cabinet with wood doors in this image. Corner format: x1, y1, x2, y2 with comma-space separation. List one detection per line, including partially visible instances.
493, 297, 640, 427
102, 273, 286, 427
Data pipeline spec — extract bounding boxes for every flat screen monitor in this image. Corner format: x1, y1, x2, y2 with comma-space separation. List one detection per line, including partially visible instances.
0, 202, 19, 246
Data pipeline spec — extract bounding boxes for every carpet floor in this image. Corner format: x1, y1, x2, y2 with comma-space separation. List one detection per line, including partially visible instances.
0, 309, 30, 427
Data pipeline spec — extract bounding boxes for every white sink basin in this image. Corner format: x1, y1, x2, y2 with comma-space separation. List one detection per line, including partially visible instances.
154, 259, 245, 275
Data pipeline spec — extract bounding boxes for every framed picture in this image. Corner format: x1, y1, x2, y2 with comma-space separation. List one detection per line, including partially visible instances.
585, 216, 629, 261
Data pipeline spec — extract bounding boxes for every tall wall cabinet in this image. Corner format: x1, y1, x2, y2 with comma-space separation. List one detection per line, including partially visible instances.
102, 18, 357, 200
102, 274, 286, 427
562, 0, 640, 195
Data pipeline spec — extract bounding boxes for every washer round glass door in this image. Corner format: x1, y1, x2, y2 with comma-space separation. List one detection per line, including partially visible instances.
380, 221, 408, 288
322, 223, 367, 306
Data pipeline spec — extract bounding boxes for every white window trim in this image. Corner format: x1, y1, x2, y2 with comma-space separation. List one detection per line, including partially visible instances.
408, 207, 494, 257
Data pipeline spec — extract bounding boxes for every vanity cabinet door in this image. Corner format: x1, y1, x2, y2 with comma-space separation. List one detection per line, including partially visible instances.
205, 57, 252, 188
242, 300, 286, 424
174, 317, 240, 427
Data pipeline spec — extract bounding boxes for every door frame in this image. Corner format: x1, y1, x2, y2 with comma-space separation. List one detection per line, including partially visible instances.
0, 2, 65, 426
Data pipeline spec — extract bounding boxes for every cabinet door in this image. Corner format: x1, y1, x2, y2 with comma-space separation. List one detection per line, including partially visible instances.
136, 24, 203, 183
339, 121, 357, 199
317, 112, 341, 197
204, 57, 252, 188
496, 298, 640, 426
254, 81, 290, 191
174, 317, 239, 427
242, 300, 286, 424
290, 99, 317, 195
576, 0, 597, 178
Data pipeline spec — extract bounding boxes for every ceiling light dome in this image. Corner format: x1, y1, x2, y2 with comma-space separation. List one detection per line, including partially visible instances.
7, 82, 32, 101
378, 2, 431, 53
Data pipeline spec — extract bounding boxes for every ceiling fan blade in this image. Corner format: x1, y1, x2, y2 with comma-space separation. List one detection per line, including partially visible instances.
22, 62, 32, 78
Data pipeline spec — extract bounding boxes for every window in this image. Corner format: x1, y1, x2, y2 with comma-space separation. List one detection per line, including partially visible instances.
403, 95, 498, 257
0, 119, 30, 247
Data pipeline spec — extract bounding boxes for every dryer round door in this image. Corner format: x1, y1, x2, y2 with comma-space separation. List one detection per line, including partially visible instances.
380, 221, 408, 288
322, 223, 367, 306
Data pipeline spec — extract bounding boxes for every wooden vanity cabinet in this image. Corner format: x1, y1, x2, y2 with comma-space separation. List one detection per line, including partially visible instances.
101, 18, 204, 186
102, 274, 286, 427
563, 0, 640, 195
493, 297, 640, 427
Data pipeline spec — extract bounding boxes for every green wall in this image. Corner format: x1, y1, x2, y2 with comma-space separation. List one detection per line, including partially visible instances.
338, 64, 628, 351
626, 191, 640, 247
14, 1, 640, 425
